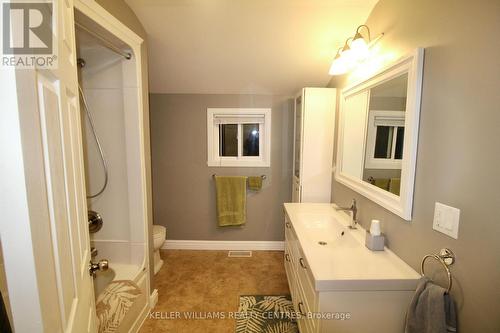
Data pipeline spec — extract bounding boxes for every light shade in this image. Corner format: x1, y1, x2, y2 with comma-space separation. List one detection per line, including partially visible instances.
350, 31, 369, 60
329, 51, 355, 75
328, 25, 382, 76
329, 56, 348, 75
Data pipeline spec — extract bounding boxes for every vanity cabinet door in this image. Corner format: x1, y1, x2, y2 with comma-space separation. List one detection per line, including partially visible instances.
284, 214, 319, 332
284, 244, 296, 302
296, 247, 319, 332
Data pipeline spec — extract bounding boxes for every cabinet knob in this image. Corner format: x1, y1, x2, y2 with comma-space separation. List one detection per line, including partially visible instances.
299, 257, 307, 269
285, 222, 291, 228
285, 253, 291, 262
298, 301, 306, 316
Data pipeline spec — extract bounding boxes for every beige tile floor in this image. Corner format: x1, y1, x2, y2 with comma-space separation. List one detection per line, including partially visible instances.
139, 250, 290, 333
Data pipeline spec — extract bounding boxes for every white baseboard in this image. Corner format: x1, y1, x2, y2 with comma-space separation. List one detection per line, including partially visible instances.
162, 240, 284, 251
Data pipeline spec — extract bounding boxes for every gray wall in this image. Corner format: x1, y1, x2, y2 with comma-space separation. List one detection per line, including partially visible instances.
328, 1, 500, 332
150, 94, 293, 241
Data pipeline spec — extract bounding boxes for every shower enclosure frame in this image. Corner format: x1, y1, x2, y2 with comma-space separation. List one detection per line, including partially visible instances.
75, 0, 154, 326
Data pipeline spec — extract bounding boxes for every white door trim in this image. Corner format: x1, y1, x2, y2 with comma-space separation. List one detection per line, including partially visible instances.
162, 240, 285, 251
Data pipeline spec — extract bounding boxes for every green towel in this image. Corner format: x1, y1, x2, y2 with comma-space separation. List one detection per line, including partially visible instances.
215, 176, 247, 226
389, 178, 401, 195
247, 176, 263, 191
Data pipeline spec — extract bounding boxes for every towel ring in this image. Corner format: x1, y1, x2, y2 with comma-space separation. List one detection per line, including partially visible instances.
420, 248, 455, 293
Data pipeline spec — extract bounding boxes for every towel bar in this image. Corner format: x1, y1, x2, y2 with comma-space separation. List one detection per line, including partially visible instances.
212, 174, 266, 179
420, 248, 455, 293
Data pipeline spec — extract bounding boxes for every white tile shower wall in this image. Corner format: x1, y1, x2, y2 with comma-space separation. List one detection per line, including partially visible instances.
83, 87, 131, 241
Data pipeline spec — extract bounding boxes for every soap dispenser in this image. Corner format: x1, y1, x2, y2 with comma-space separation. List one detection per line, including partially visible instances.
365, 219, 385, 251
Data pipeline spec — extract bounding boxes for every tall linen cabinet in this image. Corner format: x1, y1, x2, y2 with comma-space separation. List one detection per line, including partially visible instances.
292, 88, 336, 203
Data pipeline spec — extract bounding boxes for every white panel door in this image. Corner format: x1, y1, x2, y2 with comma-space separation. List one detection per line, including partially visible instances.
5, 0, 97, 332
340, 90, 369, 179
301, 88, 336, 203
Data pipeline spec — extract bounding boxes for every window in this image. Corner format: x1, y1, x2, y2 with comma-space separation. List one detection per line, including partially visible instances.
207, 108, 271, 167
364, 110, 405, 169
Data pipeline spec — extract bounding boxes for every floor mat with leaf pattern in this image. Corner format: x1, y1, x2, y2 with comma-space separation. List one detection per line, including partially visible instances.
235, 295, 298, 333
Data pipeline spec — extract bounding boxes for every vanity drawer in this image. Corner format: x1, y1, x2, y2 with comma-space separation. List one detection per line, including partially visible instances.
284, 244, 297, 301
284, 244, 295, 281
295, 275, 318, 333
284, 216, 295, 242
296, 246, 318, 314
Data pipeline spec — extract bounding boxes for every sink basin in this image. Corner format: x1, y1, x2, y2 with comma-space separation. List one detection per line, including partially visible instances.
284, 203, 420, 291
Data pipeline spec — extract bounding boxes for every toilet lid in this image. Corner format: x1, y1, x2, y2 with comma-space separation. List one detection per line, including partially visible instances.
153, 225, 166, 239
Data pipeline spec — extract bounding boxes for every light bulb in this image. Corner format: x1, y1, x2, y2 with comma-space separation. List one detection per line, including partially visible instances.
329, 53, 354, 75
351, 35, 369, 60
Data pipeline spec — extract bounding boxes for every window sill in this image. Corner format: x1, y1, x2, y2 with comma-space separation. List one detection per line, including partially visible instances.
207, 160, 270, 168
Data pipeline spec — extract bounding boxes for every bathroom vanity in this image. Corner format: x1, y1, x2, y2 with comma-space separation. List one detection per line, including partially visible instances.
283, 203, 420, 333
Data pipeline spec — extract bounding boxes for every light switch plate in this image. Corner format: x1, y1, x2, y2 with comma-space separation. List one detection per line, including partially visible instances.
433, 202, 460, 239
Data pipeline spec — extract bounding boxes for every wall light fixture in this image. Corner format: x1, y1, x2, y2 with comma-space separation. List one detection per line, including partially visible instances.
329, 25, 384, 76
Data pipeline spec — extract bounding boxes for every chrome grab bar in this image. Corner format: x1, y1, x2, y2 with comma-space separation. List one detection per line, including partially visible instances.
212, 174, 266, 179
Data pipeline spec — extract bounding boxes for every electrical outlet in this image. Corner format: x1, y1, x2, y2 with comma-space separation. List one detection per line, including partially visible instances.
433, 202, 460, 239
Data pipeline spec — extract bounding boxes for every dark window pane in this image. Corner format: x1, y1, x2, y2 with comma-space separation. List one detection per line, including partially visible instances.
394, 127, 405, 159
374, 126, 393, 158
242, 124, 259, 156
219, 124, 238, 156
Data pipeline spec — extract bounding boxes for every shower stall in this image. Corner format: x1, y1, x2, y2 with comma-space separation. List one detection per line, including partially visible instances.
74, 6, 151, 331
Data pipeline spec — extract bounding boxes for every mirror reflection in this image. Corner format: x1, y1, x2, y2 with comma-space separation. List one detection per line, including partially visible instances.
363, 73, 408, 195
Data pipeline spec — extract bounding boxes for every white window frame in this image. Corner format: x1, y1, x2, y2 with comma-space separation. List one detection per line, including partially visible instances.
207, 108, 271, 167
364, 110, 405, 169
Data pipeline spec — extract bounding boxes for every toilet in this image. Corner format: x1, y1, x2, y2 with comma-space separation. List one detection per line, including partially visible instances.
153, 225, 166, 274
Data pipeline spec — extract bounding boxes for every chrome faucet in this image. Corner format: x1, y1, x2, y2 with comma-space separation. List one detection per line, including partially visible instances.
335, 199, 358, 229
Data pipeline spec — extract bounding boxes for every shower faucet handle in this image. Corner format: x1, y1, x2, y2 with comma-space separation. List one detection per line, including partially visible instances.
88, 210, 103, 233
89, 259, 108, 277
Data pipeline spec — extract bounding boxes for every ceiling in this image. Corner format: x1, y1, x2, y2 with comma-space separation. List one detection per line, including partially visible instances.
125, 0, 378, 95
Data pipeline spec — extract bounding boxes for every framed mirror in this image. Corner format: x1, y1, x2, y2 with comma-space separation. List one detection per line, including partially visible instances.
335, 48, 424, 220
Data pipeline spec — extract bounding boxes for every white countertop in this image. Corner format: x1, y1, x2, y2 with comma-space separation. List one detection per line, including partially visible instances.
284, 203, 420, 291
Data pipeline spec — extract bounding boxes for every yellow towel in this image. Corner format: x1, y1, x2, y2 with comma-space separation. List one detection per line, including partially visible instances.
247, 176, 263, 191
389, 178, 401, 195
215, 176, 247, 226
